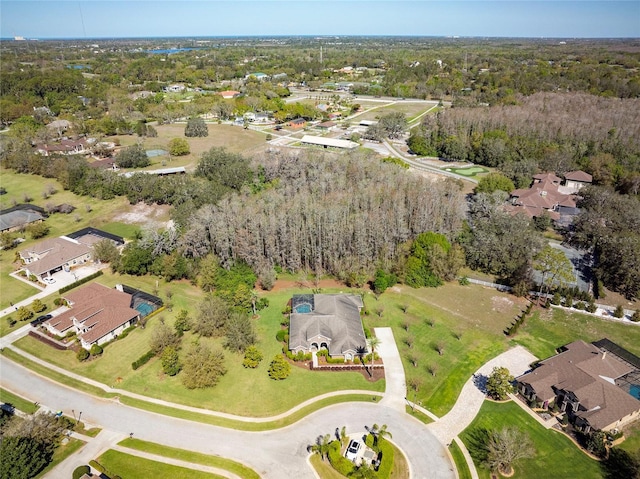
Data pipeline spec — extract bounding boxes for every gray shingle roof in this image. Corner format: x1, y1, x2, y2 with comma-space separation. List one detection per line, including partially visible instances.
289, 294, 366, 356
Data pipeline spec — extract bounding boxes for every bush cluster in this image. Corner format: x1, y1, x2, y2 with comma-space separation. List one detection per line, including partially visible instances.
131, 350, 155, 370
327, 441, 355, 476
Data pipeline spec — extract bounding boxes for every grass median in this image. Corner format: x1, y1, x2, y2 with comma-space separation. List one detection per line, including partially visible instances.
119, 438, 260, 479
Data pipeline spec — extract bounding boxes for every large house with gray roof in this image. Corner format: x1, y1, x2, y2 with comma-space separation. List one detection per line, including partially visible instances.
516, 339, 640, 433
288, 294, 367, 362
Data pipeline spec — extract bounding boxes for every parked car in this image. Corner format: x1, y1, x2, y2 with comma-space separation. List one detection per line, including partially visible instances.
345, 439, 361, 462
42, 277, 56, 285
31, 314, 52, 327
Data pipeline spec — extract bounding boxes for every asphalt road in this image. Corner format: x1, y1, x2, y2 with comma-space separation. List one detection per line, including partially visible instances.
0, 356, 454, 479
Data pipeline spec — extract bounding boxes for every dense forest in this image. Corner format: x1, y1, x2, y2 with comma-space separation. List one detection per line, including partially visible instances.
1, 37, 639, 299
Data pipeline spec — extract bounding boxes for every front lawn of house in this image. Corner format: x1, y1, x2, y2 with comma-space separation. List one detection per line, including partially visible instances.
13, 278, 383, 417
460, 400, 602, 479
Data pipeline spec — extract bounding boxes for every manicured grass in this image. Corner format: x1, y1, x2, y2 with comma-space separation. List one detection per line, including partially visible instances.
619, 420, 640, 455
34, 438, 84, 478
99, 222, 141, 241
0, 387, 39, 414
404, 405, 434, 425
388, 439, 410, 479
443, 166, 488, 177
310, 453, 347, 479
511, 307, 640, 360
449, 441, 473, 479
119, 438, 260, 479
13, 281, 383, 417
356, 102, 435, 122
120, 394, 381, 431
460, 401, 601, 479
97, 449, 224, 479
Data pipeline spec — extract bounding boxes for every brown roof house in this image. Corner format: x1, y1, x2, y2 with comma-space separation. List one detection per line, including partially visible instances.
288, 294, 366, 362
44, 283, 143, 349
19, 237, 92, 280
563, 170, 593, 193
517, 340, 640, 433
507, 171, 586, 221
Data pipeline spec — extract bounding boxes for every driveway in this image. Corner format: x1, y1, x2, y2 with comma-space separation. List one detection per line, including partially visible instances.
427, 346, 537, 445
375, 327, 406, 412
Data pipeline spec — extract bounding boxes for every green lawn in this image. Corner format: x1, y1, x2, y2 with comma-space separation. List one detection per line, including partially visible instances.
443, 166, 488, 177
119, 438, 260, 479
0, 387, 39, 414
0, 168, 131, 310
12, 278, 383, 417
460, 401, 601, 479
97, 449, 223, 479
511, 308, 640, 359
449, 441, 473, 479
364, 284, 524, 416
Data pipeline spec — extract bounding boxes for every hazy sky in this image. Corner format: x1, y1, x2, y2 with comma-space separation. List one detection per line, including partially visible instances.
2, 1, 639, 39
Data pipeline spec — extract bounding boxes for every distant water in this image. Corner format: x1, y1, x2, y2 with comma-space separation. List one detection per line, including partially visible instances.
146, 47, 202, 54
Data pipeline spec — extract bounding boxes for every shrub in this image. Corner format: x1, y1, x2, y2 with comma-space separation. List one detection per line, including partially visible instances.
161, 346, 181, 376
242, 345, 263, 368
632, 310, 640, 322
458, 276, 470, 286
168, 137, 190, 156
574, 301, 585, 310
551, 292, 562, 305
268, 354, 291, 379
276, 329, 288, 342
89, 460, 105, 473
586, 301, 597, 313
17, 306, 33, 322
563, 295, 574, 308
89, 344, 103, 356
5, 317, 16, 327
132, 350, 155, 370
31, 299, 46, 313
76, 348, 89, 361
613, 305, 625, 318
73, 465, 90, 479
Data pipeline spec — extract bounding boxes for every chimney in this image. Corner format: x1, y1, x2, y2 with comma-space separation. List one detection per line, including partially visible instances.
602, 351, 607, 360
115, 284, 124, 292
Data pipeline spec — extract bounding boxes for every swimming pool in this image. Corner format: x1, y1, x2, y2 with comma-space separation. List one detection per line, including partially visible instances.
630, 384, 640, 400
294, 304, 312, 314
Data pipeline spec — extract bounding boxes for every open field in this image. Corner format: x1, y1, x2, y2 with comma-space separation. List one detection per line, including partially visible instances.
98, 449, 223, 479
119, 438, 260, 479
460, 400, 601, 479
114, 123, 267, 169
354, 101, 435, 122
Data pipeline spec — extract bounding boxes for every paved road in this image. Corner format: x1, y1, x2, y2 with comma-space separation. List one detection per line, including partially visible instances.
0, 346, 454, 479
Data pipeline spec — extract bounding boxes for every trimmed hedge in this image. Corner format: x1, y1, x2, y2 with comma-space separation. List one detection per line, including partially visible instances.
73, 465, 90, 479
131, 350, 155, 370
59, 271, 103, 294
327, 440, 355, 476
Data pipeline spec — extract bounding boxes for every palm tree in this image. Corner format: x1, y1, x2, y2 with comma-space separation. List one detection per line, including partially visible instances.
367, 336, 381, 370
370, 423, 392, 447
308, 434, 332, 461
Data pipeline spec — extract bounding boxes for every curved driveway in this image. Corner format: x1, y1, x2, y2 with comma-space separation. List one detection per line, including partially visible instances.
0, 338, 454, 479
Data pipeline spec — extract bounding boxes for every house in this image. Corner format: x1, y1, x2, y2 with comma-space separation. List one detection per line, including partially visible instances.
218, 90, 241, 99
46, 119, 72, 137
44, 283, 141, 349
563, 170, 593, 193
0, 204, 46, 233
517, 339, 640, 433
19, 237, 92, 280
288, 294, 367, 361
289, 118, 307, 129
66, 227, 125, 248
316, 121, 337, 130
35, 139, 89, 157
164, 84, 185, 93
507, 172, 582, 221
